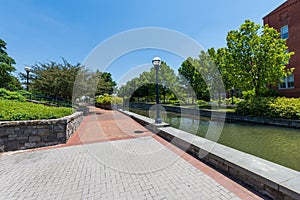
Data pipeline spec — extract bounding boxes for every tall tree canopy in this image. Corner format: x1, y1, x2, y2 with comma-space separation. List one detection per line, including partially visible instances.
95, 71, 116, 96
27, 59, 82, 100
121, 62, 179, 103
0, 39, 22, 90
178, 51, 223, 102
209, 20, 294, 95
208, 48, 232, 90
148, 61, 178, 103
26, 59, 116, 100
178, 57, 205, 102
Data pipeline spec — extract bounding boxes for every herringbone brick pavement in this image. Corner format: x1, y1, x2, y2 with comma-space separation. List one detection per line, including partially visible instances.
0, 108, 263, 200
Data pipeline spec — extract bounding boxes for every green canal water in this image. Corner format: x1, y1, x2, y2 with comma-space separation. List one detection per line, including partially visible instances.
130, 108, 300, 172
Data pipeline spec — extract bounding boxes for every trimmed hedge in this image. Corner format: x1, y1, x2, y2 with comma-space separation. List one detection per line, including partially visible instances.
0, 100, 73, 121
236, 97, 300, 119
96, 95, 122, 105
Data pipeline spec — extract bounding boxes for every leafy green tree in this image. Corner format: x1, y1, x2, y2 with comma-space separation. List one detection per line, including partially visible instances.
26, 59, 116, 101
208, 48, 232, 90
139, 72, 156, 102
127, 77, 142, 102
208, 47, 234, 104
197, 51, 225, 104
72, 68, 116, 102
0, 39, 22, 90
123, 61, 178, 103
149, 62, 178, 103
26, 59, 82, 100
178, 51, 226, 104
178, 58, 197, 103
210, 20, 294, 96
94, 70, 116, 96
178, 54, 211, 102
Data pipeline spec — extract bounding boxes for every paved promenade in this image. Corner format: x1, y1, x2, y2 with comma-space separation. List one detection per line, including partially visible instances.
0, 108, 264, 199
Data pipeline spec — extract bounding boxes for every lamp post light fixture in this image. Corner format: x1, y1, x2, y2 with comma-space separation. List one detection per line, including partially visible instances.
152, 57, 162, 124
24, 66, 31, 91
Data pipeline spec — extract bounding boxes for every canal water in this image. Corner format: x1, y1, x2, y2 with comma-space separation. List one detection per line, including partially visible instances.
130, 108, 300, 172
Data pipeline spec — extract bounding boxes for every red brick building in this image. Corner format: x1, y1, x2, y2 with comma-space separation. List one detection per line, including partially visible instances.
263, 0, 300, 97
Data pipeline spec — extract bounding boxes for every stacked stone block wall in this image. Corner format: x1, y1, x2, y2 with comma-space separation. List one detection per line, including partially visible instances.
0, 112, 83, 152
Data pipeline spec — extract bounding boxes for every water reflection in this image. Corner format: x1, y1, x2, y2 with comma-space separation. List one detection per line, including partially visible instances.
130, 108, 300, 172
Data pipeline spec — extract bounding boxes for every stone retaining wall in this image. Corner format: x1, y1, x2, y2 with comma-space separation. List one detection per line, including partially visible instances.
0, 112, 83, 152
121, 109, 300, 200
129, 103, 300, 128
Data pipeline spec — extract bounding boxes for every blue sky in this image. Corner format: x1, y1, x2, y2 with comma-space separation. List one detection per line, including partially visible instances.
0, 0, 286, 84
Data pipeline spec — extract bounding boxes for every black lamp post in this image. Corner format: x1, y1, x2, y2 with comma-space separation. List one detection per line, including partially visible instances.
25, 66, 31, 91
152, 57, 162, 124
231, 87, 234, 105
121, 83, 126, 111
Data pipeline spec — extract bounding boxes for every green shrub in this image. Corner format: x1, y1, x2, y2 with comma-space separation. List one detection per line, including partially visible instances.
224, 97, 243, 105
0, 100, 73, 121
197, 100, 207, 105
96, 95, 122, 105
168, 99, 180, 104
242, 88, 279, 99
17, 90, 31, 96
0, 88, 25, 101
112, 96, 122, 104
236, 97, 300, 119
261, 89, 279, 97
242, 89, 256, 100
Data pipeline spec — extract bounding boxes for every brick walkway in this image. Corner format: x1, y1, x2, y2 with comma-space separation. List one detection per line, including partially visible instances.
0, 108, 264, 199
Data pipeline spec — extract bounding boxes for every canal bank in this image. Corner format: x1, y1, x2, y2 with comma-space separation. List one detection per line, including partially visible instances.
119, 109, 300, 200
129, 103, 300, 129
129, 107, 300, 172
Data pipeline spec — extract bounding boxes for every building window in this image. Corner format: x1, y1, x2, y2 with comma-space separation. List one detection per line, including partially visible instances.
281, 25, 288, 39
279, 74, 294, 89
